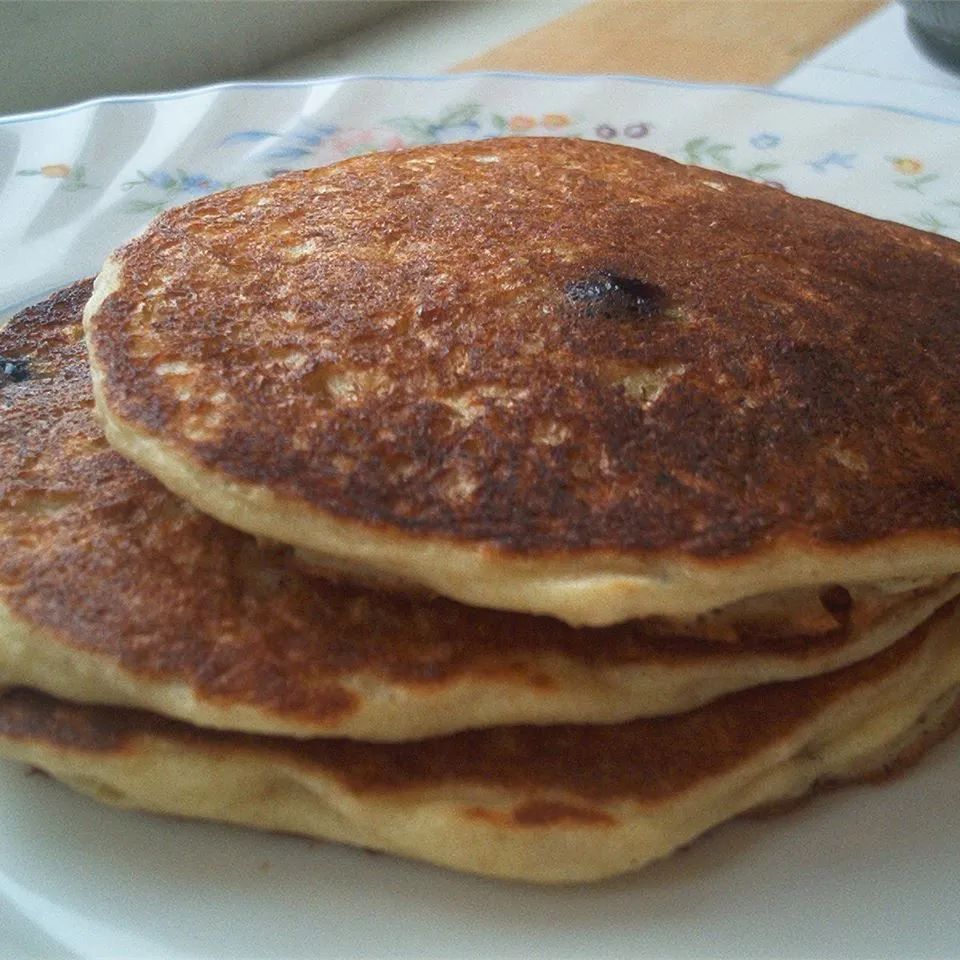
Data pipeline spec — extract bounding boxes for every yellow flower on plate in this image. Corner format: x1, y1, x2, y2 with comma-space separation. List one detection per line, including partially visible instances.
541, 113, 570, 129
508, 115, 537, 132
40, 164, 72, 178
891, 157, 923, 175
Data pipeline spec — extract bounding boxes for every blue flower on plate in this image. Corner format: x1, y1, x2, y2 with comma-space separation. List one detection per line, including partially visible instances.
750, 132, 781, 150
220, 130, 278, 145
263, 146, 314, 160
122, 168, 231, 213
143, 170, 177, 190
180, 173, 221, 193
290, 123, 339, 147
222, 122, 339, 158
807, 151, 856, 173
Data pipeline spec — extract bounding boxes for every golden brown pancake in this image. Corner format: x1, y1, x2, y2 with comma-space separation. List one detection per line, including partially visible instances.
1, 603, 958, 883
83, 138, 960, 625
4, 284, 959, 739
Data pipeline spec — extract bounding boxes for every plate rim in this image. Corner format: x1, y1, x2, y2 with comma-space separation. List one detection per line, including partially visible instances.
2, 69, 960, 128
2, 66, 960, 960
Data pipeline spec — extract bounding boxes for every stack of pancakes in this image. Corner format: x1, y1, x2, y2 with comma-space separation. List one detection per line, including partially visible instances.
1, 138, 959, 883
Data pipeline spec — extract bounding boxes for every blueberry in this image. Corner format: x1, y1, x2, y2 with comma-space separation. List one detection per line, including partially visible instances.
565, 272, 667, 320
819, 585, 853, 621
0, 356, 30, 383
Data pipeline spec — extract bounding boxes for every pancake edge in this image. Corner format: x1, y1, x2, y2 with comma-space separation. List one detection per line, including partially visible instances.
2, 606, 959, 883
82, 221, 960, 627
88, 383, 960, 628
3, 577, 959, 740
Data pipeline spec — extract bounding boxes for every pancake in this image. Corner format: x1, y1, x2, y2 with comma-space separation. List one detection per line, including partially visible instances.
1, 604, 958, 883
4, 284, 960, 740
82, 138, 960, 626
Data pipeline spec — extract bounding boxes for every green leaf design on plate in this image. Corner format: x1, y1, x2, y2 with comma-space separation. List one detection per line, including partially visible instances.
742, 161, 781, 178
682, 137, 709, 164
382, 101, 482, 144
910, 211, 948, 232
682, 137, 736, 171
895, 173, 940, 193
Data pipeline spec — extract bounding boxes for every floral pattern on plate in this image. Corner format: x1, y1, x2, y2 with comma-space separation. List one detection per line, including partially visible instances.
1, 74, 959, 315
0, 72, 959, 960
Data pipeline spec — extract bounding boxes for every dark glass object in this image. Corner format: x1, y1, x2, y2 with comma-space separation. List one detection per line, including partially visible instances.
901, 1, 960, 75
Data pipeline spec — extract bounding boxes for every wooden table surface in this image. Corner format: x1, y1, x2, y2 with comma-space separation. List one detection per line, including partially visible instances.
458, 0, 883, 84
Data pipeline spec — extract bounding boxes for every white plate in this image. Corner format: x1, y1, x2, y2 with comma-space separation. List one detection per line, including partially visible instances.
1, 74, 959, 959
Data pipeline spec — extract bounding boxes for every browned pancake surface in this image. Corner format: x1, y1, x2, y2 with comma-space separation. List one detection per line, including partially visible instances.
87, 138, 960, 557
2, 284, 940, 734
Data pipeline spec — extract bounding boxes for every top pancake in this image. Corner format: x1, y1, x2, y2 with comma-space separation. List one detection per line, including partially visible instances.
83, 137, 960, 625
